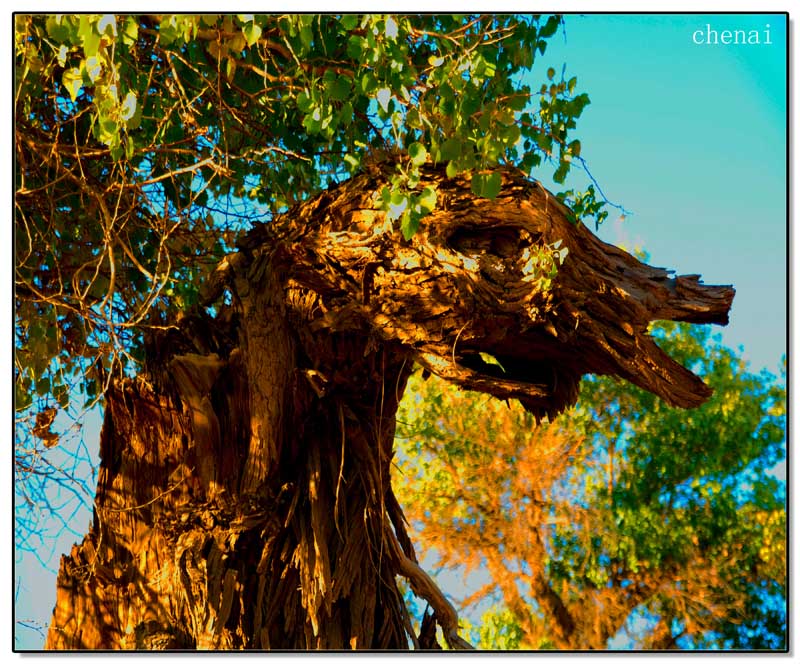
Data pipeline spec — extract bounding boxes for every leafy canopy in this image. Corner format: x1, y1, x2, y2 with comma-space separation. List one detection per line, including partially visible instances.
15, 13, 597, 417
394, 323, 786, 649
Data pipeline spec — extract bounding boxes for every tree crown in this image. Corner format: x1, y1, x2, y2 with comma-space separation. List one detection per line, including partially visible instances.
15, 13, 601, 415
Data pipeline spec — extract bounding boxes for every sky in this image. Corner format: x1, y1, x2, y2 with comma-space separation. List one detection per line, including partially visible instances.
10, 10, 789, 653
537, 13, 787, 377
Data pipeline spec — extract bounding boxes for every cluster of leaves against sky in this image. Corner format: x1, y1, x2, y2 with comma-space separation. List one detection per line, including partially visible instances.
14, 13, 604, 418
395, 323, 786, 649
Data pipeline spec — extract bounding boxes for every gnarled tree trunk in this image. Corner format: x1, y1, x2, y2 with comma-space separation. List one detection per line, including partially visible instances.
45, 164, 733, 650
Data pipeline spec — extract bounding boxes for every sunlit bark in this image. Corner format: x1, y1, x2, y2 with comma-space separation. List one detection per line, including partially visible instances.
46, 164, 732, 649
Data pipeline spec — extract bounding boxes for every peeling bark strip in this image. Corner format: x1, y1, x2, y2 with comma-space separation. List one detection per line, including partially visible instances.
46, 164, 733, 650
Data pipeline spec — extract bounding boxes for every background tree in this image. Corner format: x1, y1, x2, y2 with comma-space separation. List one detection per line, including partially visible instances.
15, 14, 735, 650
394, 322, 786, 650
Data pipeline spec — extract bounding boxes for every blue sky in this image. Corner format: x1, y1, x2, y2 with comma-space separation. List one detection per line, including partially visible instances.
12, 12, 788, 651
538, 13, 786, 376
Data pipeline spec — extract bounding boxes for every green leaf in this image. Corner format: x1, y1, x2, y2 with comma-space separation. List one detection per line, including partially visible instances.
553, 162, 569, 184
472, 54, 496, 81
62, 67, 83, 101
158, 15, 180, 45
406, 108, 423, 129
346, 35, 363, 59
122, 16, 139, 46
327, 75, 351, 102
501, 125, 521, 147
567, 76, 577, 95
296, 90, 312, 113
45, 15, 71, 43
540, 15, 561, 38
471, 172, 502, 200
299, 26, 313, 50
360, 71, 378, 94
460, 91, 481, 119
374, 185, 391, 208
338, 100, 354, 124
79, 16, 101, 57
508, 93, 529, 111
302, 108, 322, 134
390, 190, 407, 206
400, 209, 421, 240
243, 22, 262, 47
340, 15, 360, 31
97, 116, 119, 147
439, 137, 462, 162
417, 186, 437, 213
408, 142, 427, 166
124, 95, 143, 130
35, 376, 51, 395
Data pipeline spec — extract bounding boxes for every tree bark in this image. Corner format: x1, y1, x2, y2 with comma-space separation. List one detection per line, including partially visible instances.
45, 164, 733, 650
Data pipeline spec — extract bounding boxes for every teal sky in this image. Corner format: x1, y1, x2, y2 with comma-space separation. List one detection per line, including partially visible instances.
539, 13, 787, 375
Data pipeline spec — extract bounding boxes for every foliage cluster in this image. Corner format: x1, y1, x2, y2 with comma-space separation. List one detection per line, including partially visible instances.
15, 13, 597, 416
394, 323, 786, 649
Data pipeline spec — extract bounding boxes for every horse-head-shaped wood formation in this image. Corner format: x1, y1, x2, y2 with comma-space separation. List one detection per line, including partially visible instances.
47, 164, 733, 650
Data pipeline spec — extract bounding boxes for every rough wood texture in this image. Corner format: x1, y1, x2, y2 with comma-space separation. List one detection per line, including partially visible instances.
46, 164, 733, 650
257, 164, 733, 419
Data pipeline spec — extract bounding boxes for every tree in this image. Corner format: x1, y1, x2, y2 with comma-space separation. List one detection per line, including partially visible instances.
15, 15, 734, 649
394, 323, 786, 650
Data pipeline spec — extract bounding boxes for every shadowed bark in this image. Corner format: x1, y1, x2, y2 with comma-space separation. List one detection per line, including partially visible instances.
45, 164, 733, 650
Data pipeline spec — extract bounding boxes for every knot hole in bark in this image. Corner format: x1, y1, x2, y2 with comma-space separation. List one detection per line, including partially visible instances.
447, 225, 541, 259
